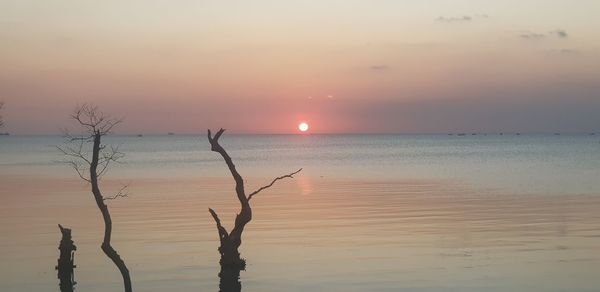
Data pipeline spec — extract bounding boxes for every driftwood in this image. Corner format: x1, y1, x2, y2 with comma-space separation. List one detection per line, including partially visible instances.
56, 224, 76, 292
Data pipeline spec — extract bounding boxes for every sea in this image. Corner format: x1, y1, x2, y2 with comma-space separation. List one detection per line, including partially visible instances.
1, 134, 599, 291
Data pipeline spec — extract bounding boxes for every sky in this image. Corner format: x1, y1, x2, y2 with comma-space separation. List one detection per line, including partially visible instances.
1, 0, 599, 134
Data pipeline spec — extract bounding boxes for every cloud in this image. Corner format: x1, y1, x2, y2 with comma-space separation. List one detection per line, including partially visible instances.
370, 65, 389, 71
436, 16, 472, 23
557, 49, 580, 55
435, 14, 488, 23
550, 29, 568, 38
520, 32, 546, 40
520, 29, 569, 40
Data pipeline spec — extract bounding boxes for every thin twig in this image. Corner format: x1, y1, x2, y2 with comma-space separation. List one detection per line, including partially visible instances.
247, 168, 303, 201
58, 104, 124, 183
103, 184, 129, 201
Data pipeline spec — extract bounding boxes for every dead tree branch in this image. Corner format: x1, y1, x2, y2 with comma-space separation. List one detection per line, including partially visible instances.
209, 208, 229, 244
247, 168, 302, 201
58, 107, 124, 182
206, 128, 302, 271
58, 104, 132, 292
103, 184, 130, 201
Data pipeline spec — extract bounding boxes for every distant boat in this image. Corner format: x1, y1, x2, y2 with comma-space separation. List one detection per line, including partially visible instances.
516, 133, 521, 135
499, 133, 504, 135
137, 134, 143, 137
589, 133, 596, 136
471, 133, 477, 135
0, 132, 9, 136
457, 133, 466, 136
168, 132, 175, 136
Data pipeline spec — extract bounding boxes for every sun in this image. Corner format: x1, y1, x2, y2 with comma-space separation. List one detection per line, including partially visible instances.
298, 122, 309, 132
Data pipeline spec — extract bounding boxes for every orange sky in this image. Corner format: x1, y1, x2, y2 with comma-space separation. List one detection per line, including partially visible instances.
1, 1, 599, 134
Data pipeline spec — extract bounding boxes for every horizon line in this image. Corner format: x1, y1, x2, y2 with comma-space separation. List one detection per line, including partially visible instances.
2, 131, 598, 136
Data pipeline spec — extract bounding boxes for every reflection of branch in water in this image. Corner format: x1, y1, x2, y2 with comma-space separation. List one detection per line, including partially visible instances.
218, 266, 241, 292
56, 224, 76, 292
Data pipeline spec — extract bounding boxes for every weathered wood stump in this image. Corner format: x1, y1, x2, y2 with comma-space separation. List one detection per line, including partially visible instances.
56, 224, 76, 292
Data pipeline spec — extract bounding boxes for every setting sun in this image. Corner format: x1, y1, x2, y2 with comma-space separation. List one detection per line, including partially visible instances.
298, 122, 309, 132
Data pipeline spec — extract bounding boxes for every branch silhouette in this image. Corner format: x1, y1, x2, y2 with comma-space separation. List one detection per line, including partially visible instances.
248, 168, 302, 201
206, 128, 302, 283
58, 104, 132, 292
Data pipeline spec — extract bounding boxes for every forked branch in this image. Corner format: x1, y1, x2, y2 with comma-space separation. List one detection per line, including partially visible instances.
208, 128, 246, 205
209, 208, 230, 243
58, 105, 124, 183
206, 128, 302, 272
70, 104, 122, 135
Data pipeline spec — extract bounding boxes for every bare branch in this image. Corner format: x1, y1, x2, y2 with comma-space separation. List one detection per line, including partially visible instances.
207, 128, 246, 205
60, 104, 132, 292
57, 142, 91, 165
69, 104, 122, 136
58, 139, 93, 183
103, 185, 129, 201
208, 208, 230, 242
66, 160, 91, 182
97, 144, 124, 178
247, 168, 303, 201
206, 128, 302, 271
207, 128, 225, 144
59, 104, 124, 183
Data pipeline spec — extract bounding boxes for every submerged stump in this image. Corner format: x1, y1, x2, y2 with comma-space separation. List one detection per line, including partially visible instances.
56, 224, 76, 292
218, 266, 242, 292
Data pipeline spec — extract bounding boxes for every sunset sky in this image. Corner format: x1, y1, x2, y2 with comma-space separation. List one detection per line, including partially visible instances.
1, 0, 599, 134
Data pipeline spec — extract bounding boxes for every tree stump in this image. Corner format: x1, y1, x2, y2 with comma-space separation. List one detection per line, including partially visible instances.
56, 224, 76, 292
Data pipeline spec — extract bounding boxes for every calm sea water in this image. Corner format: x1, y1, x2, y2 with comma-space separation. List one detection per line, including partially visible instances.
2, 134, 600, 193
1, 134, 600, 291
